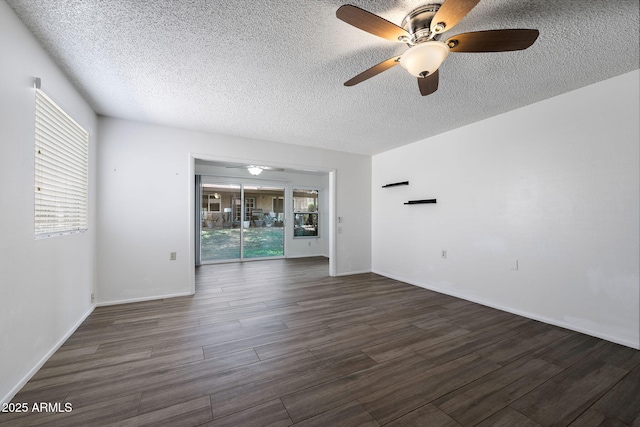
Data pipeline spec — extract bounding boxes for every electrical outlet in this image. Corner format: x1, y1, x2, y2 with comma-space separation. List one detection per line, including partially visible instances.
170, 252, 177, 261
91, 293, 95, 303
510, 259, 519, 270
441, 250, 447, 259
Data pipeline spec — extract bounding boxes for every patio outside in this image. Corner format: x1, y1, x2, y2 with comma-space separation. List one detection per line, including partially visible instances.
201, 227, 285, 260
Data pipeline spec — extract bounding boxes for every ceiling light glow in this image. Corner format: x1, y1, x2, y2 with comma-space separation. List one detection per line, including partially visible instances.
247, 166, 263, 176
400, 41, 449, 77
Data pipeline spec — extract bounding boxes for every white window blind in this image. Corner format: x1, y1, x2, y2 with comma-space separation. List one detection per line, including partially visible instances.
34, 89, 88, 237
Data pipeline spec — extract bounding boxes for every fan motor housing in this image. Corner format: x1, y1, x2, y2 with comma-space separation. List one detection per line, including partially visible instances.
401, 4, 441, 44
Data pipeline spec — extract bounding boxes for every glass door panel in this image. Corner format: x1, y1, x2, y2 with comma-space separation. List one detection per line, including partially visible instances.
243, 185, 285, 259
200, 183, 241, 262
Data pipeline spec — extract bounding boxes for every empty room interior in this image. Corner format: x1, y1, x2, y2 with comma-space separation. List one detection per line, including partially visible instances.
1, 0, 639, 426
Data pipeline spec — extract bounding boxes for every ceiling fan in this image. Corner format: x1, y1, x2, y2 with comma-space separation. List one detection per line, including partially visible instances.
226, 165, 285, 175
336, 0, 539, 96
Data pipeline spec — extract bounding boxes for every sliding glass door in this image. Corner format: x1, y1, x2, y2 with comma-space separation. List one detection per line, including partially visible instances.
199, 178, 285, 263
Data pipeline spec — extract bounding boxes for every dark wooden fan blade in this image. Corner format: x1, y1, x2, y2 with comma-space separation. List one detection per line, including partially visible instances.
446, 29, 540, 52
337, 5, 409, 42
344, 56, 401, 86
418, 69, 439, 96
431, 0, 481, 34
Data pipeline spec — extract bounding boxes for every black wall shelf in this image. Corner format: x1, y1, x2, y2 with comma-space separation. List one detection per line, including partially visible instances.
382, 181, 409, 188
404, 199, 437, 205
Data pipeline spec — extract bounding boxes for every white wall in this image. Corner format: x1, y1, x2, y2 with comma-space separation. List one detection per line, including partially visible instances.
97, 117, 371, 304
372, 70, 640, 349
0, 2, 98, 403
195, 164, 330, 258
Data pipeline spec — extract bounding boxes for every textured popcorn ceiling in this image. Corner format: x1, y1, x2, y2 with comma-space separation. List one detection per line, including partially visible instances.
6, 0, 639, 155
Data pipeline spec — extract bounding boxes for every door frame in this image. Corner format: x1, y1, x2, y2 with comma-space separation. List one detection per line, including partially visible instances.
197, 177, 287, 264
188, 153, 337, 295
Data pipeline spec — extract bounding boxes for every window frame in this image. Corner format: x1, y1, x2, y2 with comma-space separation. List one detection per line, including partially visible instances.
293, 188, 319, 238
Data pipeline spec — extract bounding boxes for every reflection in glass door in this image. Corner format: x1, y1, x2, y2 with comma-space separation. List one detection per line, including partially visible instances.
200, 183, 241, 262
199, 180, 285, 262
242, 185, 285, 259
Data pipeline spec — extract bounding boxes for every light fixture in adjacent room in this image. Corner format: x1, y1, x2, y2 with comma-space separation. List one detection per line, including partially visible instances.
247, 166, 263, 176
225, 164, 284, 174
400, 41, 449, 77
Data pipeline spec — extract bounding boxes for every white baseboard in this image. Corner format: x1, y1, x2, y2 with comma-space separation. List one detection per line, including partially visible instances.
335, 269, 372, 276
1, 304, 96, 405
285, 254, 326, 259
372, 269, 639, 350
96, 291, 194, 307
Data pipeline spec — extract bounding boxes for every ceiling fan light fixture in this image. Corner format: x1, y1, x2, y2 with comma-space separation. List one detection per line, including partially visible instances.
247, 166, 263, 176
399, 41, 450, 78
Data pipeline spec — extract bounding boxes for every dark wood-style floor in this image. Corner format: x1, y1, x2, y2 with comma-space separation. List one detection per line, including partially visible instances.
3, 257, 639, 426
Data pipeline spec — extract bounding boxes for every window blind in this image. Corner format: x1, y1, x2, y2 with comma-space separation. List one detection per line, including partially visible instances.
34, 89, 89, 237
